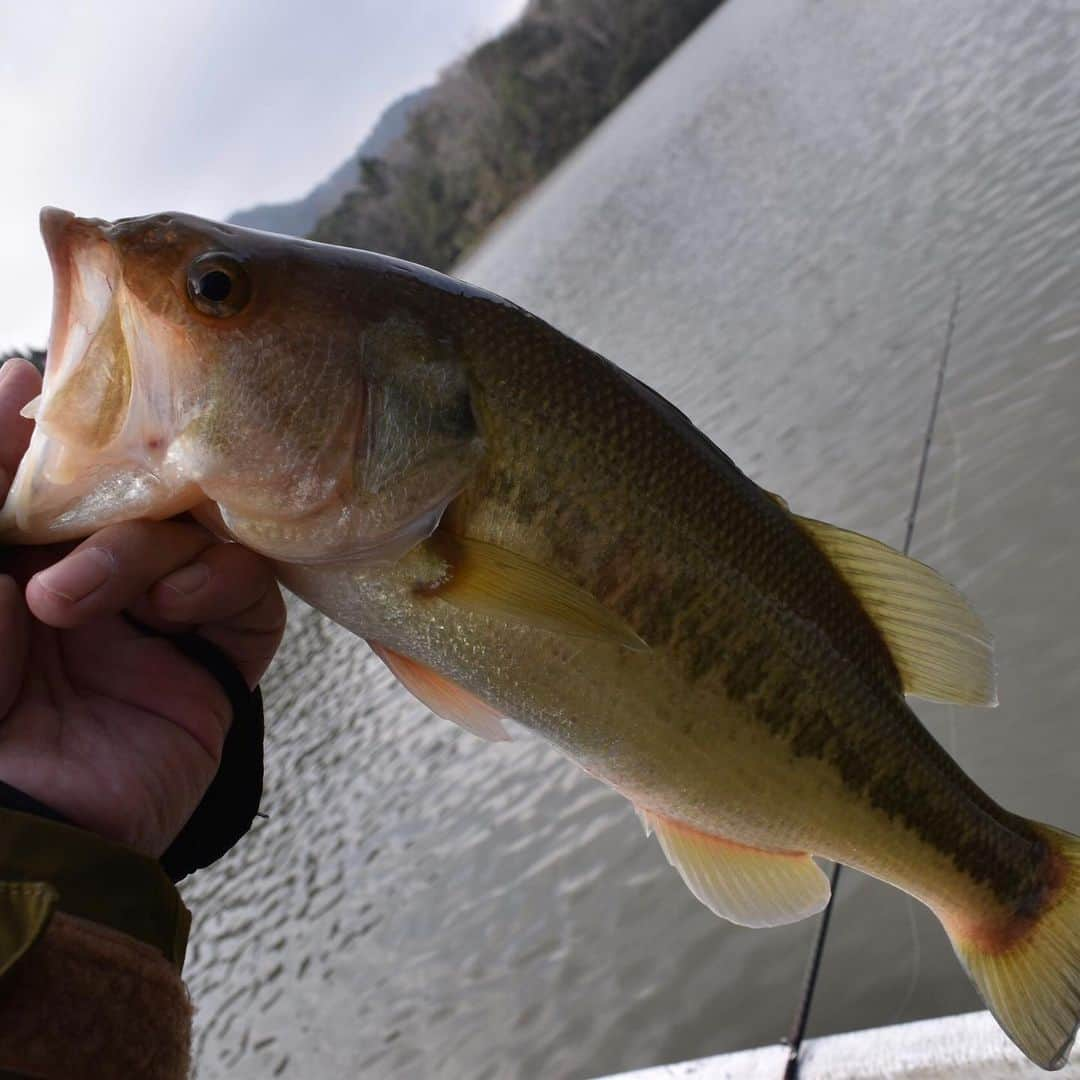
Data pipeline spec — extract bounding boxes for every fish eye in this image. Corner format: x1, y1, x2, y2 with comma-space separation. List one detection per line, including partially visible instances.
186, 252, 251, 317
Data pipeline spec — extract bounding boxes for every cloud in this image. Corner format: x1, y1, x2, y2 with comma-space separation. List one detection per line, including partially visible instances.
0, 0, 525, 347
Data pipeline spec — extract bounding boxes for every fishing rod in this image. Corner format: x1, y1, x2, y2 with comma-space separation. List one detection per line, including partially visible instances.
782, 284, 961, 1080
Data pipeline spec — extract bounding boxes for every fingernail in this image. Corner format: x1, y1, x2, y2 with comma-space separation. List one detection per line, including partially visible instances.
0, 358, 24, 391
158, 561, 210, 599
35, 547, 116, 603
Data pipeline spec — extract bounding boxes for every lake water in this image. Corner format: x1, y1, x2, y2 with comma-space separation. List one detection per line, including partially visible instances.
184, 1, 1080, 1076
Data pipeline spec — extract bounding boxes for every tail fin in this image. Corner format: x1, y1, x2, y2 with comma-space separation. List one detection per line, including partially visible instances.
942, 824, 1080, 1070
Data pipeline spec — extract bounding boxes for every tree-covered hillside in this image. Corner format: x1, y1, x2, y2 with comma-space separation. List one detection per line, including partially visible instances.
228, 88, 431, 238
310, 0, 723, 269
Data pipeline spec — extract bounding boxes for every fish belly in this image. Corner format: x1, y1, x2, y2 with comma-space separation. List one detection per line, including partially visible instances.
278, 551, 1025, 924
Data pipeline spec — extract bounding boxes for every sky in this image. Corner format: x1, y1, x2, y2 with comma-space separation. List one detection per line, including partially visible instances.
0, 0, 526, 349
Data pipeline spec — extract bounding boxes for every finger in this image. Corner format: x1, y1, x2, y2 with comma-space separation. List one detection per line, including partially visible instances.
146, 542, 287, 687
148, 542, 276, 625
0, 358, 42, 496
26, 519, 215, 628
198, 586, 286, 689
0, 575, 30, 716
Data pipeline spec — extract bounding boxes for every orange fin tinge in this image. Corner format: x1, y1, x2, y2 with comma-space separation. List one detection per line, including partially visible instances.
941, 822, 1080, 1070
636, 808, 830, 928
368, 641, 511, 743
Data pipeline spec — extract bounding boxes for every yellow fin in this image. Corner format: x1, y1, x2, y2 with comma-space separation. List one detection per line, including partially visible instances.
942, 822, 1080, 1070
369, 641, 511, 742
766, 489, 790, 511
638, 809, 830, 927
434, 535, 647, 650
794, 514, 996, 706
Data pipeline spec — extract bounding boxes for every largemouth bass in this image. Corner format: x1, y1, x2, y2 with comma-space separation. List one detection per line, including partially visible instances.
2, 208, 1078, 1070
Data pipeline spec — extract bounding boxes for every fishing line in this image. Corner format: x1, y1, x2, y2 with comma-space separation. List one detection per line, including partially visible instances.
937, 395, 962, 763
782, 284, 961, 1080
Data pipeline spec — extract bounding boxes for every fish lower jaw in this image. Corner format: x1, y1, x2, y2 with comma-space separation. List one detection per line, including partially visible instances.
0, 470, 204, 544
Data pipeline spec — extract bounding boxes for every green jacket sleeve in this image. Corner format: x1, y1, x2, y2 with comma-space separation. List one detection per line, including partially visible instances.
0, 809, 193, 1079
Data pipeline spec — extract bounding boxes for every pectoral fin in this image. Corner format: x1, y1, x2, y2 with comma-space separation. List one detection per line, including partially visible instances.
794, 514, 996, 707
368, 641, 511, 742
432, 535, 647, 650
638, 809, 830, 927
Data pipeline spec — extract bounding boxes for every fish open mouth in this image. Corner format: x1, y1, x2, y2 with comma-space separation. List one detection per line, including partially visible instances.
41, 207, 116, 395
0, 208, 202, 544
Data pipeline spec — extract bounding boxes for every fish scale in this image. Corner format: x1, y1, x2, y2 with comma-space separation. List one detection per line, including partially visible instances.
461, 299, 898, 692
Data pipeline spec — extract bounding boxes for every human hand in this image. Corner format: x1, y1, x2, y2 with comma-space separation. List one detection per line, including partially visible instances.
0, 358, 286, 857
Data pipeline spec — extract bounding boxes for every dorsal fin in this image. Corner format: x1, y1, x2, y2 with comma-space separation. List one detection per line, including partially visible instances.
793, 514, 996, 706
637, 808, 830, 927
368, 641, 511, 742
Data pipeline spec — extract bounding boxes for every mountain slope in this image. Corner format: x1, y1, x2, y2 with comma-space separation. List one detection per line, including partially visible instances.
310, 0, 724, 270
228, 88, 431, 238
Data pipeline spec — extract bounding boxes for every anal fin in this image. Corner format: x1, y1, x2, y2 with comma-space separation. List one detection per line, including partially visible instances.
368, 641, 511, 742
638, 809, 830, 927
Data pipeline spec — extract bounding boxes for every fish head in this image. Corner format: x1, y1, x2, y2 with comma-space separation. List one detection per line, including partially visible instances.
0, 208, 484, 563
